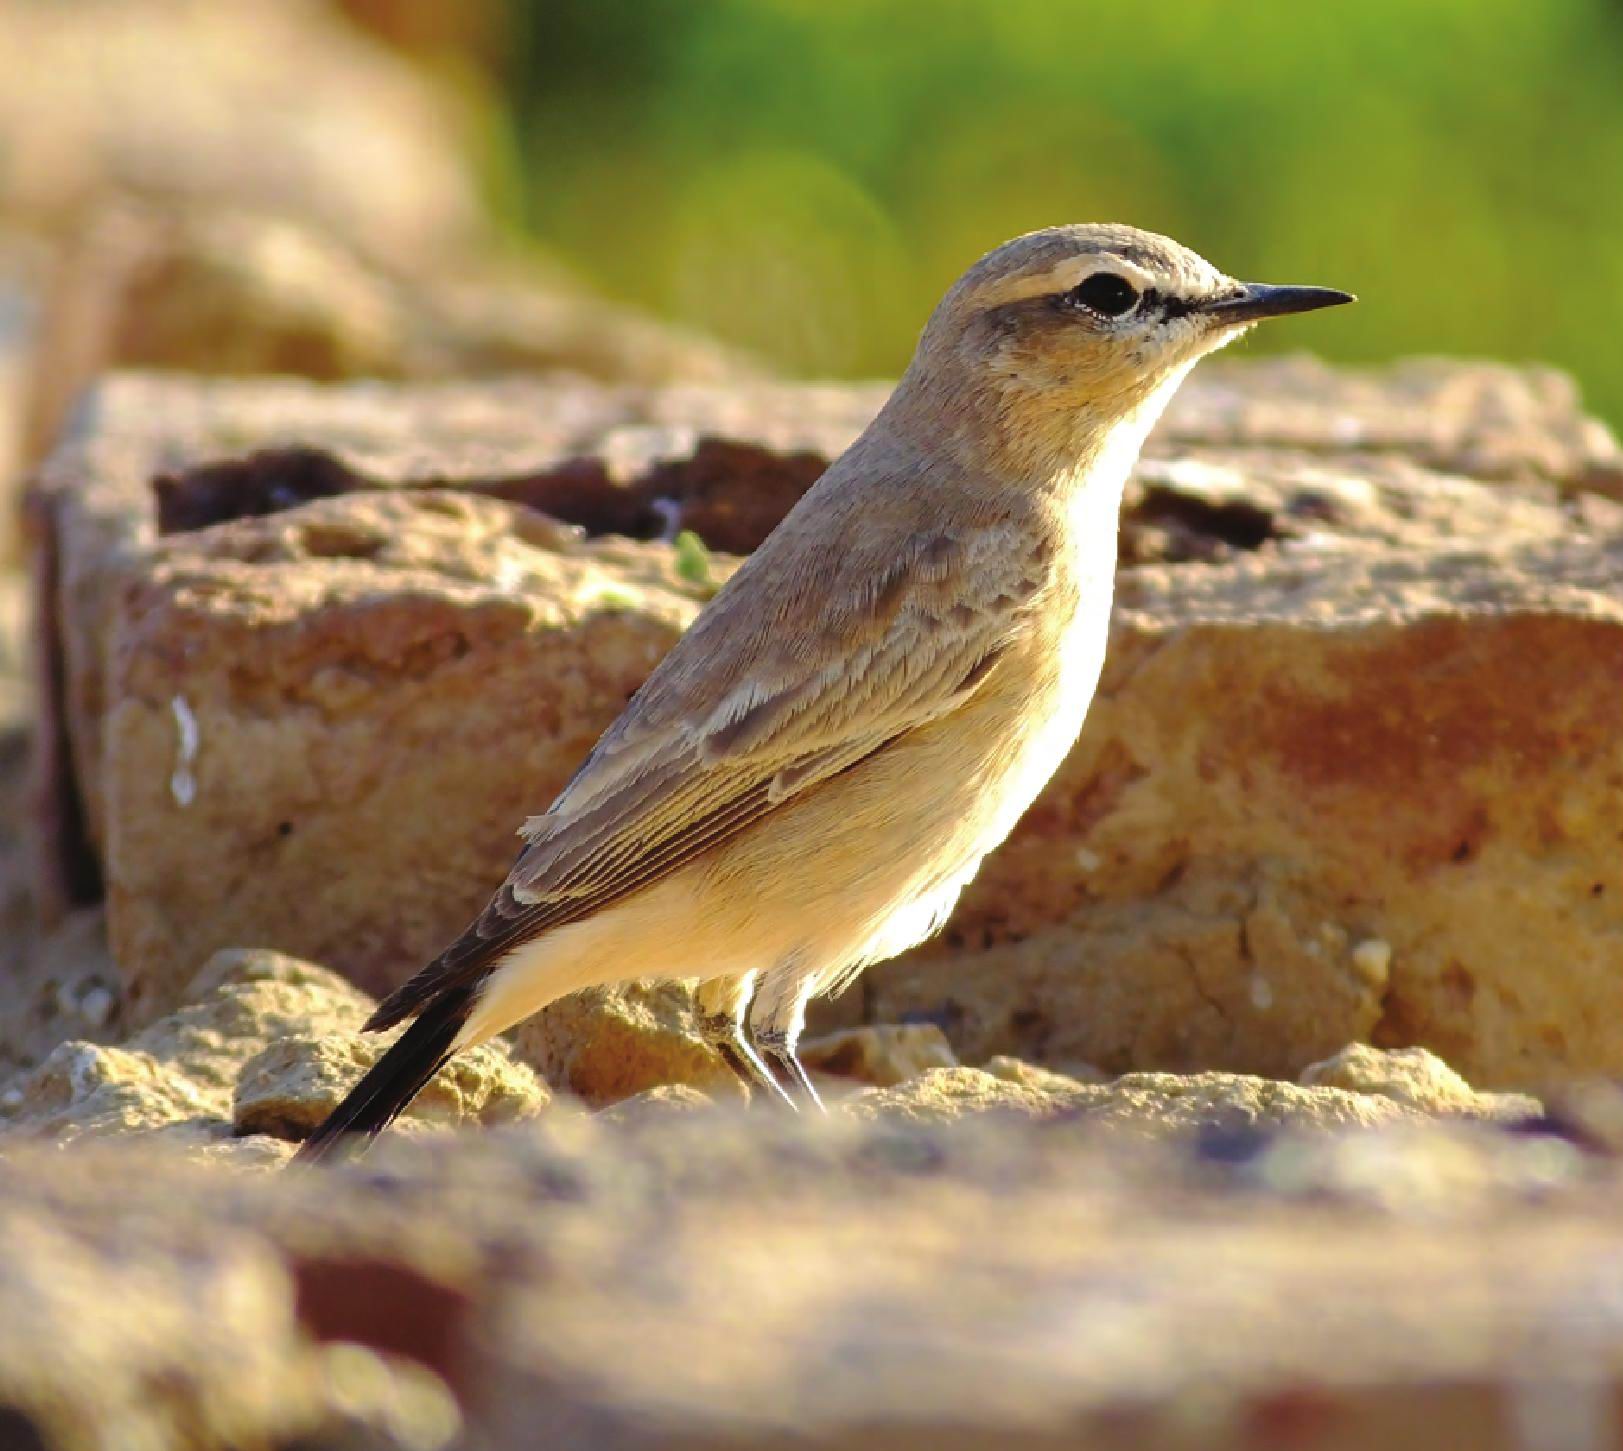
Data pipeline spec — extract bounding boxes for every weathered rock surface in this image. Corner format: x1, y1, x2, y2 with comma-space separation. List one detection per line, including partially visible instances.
799, 1022, 961, 1087
24, 362, 1623, 1091
512, 981, 746, 1108
234, 1026, 548, 1145
872, 531, 1623, 1091
853, 1049, 1532, 1131
0, 1102, 1607, 1451
0, 947, 544, 1159
1299, 1041, 1534, 1116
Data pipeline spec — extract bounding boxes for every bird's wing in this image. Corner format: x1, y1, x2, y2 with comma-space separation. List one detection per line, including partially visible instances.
367, 516, 1048, 1030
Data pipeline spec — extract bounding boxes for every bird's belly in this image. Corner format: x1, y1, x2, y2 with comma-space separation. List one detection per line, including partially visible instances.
943, 588, 1111, 872
731, 591, 1112, 983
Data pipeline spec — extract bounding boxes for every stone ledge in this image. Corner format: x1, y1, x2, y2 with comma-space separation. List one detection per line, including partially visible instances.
22, 363, 1623, 1090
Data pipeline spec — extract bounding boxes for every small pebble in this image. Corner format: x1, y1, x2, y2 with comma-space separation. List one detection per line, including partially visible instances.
80, 986, 116, 1028
1352, 938, 1393, 984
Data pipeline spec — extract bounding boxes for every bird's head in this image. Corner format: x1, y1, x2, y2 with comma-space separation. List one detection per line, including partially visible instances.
899, 223, 1353, 481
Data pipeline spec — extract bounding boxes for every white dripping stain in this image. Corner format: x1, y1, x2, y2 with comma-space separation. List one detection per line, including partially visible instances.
1248, 973, 1274, 1012
170, 694, 199, 807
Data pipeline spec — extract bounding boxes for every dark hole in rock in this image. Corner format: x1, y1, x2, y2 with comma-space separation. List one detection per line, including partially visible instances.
1121, 484, 1278, 565
153, 440, 834, 555
155, 448, 367, 533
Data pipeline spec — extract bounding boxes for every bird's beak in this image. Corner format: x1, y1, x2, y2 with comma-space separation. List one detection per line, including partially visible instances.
1201, 282, 1356, 326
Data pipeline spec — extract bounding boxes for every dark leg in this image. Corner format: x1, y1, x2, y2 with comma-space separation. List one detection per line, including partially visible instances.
694, 973, 796, 1110
755, 1026, 826, 1114
700, 1010, 797, 1110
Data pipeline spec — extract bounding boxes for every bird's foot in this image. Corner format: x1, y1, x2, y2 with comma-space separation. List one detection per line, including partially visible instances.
755, 1029, 827, 1114
699, 1013, 798, 1110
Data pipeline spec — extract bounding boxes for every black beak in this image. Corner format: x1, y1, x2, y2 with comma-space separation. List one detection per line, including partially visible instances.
1202, 282, 1356, 325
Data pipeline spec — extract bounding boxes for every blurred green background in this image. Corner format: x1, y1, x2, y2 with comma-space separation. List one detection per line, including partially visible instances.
474, 0, 1622, 422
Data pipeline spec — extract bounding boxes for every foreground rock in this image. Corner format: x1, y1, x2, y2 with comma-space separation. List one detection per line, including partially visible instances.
0, 1183, 459, 1451
25, 362, 1623, 1091
0, 1100, 1613, 1450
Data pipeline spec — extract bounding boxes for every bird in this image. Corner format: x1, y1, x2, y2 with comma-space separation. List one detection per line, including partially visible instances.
293, 223, 1352, 1164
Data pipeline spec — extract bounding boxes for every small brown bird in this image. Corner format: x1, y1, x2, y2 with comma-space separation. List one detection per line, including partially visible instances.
296, 224, 1351, 1163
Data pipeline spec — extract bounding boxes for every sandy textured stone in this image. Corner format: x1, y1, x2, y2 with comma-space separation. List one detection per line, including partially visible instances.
871, 533, 1623, 1093
846, 1062, 1527, 1132
0, 233, 43, 550
0, 946, 541, 1161
25, 363, 1623, 1091
596, 1082, 719, 1124
982, 1054, 1106, 1089
0, 947, 370, 1159
513, 981, 744, 1109
235, 1029, 548, 1144
1301, 1043, 1539, 1119
799, 1022, 960, 1087
0, 907, 119, 1084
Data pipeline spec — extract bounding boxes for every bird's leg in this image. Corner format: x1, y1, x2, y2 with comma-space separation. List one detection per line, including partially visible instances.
694, 973, 796, 1110
750, 972, 825, 1114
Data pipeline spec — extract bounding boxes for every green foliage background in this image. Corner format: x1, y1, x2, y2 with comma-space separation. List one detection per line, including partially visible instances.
488, 0, 1623, 424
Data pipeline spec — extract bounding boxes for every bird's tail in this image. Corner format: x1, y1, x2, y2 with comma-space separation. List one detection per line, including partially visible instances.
291, 986, 475, 1167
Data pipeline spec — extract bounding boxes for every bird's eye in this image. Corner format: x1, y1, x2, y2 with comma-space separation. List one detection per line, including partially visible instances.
1068, 272, 1141, 319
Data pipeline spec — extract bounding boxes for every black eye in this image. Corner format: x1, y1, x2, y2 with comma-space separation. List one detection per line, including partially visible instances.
1068, 272, 1140, 319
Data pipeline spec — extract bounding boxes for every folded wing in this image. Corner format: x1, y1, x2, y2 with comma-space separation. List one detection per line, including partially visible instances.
367, 517, 1043, 1031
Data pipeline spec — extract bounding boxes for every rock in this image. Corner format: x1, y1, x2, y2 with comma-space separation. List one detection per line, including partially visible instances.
443, 1111, 1615, 1448
0, 946, 541, 1160
0, 907, 118, 1084
512, 982, 744, 1109
853, 1051, 1527, 1131
0, 0, 481, 267
0, 1145, 461, 1449
0, 946, 371, 1159
596, 1083, 718, 1124
234, 1030, 548, 1143
869, 532, 1623, 1093
852, 1064, 1442, 1132
0, 1094, 1616, 1448
27, 364, 1623, 1093
1301, 1043, 1539, 1120
26, 372, 872, 983
982, 1054, 1105, 1089
1161, 355, 1622, 487
0, 232, 43, 553
798, 1022, 959, 1087
24, 201, 754, 466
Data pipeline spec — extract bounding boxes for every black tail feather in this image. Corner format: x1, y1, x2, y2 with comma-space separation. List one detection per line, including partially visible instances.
291, 987, 475, 1167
